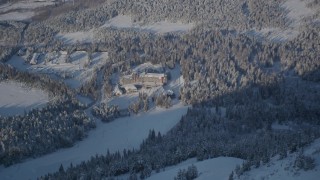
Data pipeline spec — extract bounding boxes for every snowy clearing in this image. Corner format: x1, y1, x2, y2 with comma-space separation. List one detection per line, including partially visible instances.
0, 0, 55, 21
0, 11, 34, 21
239, 138, 320, 180
272, 122, 292, 131
57, 15, 194, 44
132, 62, 164, 73
102, 15, 134, 28
0, 103, 188, 180
0, 0, 54, 13
103, 15, 195, 34
244, 28, 300, 42
147, 157, 244, 180
142, 21, 195, 34
76, 95, 94, 106
7, 51, 108, 89
108, 93, 140, 109
164, 64, 184, 98
0, 81, 49, 117
282, 0, 314, 27
56, 30, 95, 44
245, 0, 316, 42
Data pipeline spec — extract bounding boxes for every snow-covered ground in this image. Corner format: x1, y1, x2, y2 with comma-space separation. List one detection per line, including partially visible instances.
7, 51, 108, 89
0, 103, 188, 180
239, 138, 320, 180
142, 21, 195, 34
147, 157, 244, 180
0, 0, 55, 21
102, 15, 134, 28
283, 0, 314, 27
245, 0, 316, 42
272, 122, 292, 131
164, 64, 184, 101
0, 81, 49, 117
102, 15, 194, 34
132, 62, 164, 73
57, 15, 194, 44
76, 95, 94, 106
103, 15, 195, 34
244, 28, 300, 42
0, 0, 54, 13
56, 30, 95, 44
0, 11, 35, 21
108, 93, 140, 109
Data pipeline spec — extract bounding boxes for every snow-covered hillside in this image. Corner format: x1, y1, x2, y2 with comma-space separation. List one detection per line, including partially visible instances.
0, 0, 55, 21
0, 103, 188, 180
147, 157, 243, 180
102, 15, 194, 34
57, 15, 194, 44
7, 51, 108, 89
239, 138, 320, 180
0, 81, 49, 117
143, 137, 320, 180
283, 0, 315, 27
56, 30, 95, 44
245, 0, 317, 42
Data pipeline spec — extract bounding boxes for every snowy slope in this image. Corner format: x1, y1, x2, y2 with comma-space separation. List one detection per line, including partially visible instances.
245, 0, 316, 42
0, 0, 55, 21
142, 21, 194, 34
0, 11, 35, 21
283, 0, 315, 27
0, 0, 54, 13
102, 15, 134, 28
0, 103, 188, 180
147, 157, 243, 180
7, 51, 108, 89
57, 15, 194, 44
103, 15, 194, 34
0, 81, 49, 117
239, 138, 320, 180
56, 30, 95, 44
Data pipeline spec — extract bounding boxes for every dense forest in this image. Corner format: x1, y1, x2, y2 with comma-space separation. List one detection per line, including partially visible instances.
41, 100, 320, 179
40, 17, 320, 180
0, 0, 319, 179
